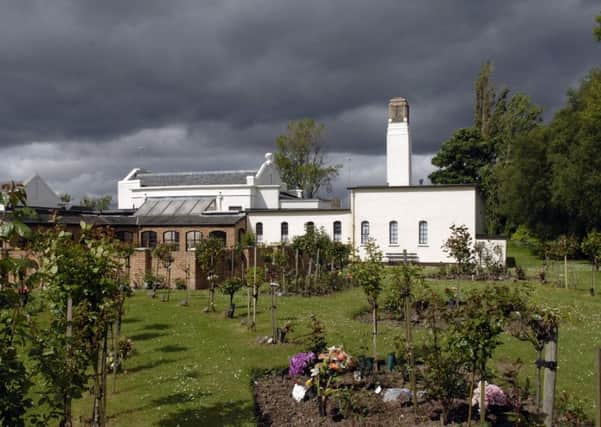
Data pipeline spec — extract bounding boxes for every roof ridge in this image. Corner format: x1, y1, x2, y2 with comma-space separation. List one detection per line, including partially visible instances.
138, 170, 256, 176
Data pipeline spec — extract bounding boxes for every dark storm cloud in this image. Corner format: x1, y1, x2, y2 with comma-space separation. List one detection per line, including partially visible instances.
0, 0, 599, 198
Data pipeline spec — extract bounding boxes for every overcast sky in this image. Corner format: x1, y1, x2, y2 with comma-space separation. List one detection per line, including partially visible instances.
0, 0, 599, 202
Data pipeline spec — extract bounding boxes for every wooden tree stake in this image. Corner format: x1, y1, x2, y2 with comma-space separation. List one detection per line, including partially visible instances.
596, 347, 601, 427
542, 329, 558, 427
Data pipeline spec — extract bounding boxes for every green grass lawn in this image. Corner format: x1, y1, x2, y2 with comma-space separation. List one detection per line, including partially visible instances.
60, 247, 601, 426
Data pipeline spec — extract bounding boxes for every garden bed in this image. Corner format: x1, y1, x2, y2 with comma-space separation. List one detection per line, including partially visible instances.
253, 371, 533, 426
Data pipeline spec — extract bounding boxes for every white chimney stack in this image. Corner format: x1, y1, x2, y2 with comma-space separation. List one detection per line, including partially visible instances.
386, 97, 412, 186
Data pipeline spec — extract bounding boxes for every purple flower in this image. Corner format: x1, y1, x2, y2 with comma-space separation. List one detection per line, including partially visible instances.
289, 352, 316, 377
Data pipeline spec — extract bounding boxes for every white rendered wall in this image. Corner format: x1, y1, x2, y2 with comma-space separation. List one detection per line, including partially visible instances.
254, 186, 282, 209
280, 199, 332, 209
125, 186, 254, 211
386, 121, 412, 186
352, 187, 477, 263
247, 211, 352, 246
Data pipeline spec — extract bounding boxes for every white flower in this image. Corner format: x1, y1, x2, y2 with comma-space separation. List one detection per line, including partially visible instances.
310, 366, 320, 377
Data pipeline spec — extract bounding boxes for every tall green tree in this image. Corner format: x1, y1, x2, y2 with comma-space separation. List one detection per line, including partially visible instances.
496, 128, 562, 239
474, 60, 495, 138
0, 184, 37, 427
429, 128, 491, 185
274, 119, 341, 198
594, 13, 601, 41
547, 69, 601, 234
430, 61, 543, 235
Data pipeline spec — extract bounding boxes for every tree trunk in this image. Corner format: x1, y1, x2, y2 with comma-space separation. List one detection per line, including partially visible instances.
405, 297, 417, 413
252, 246, 257, 330
480, 374, 486, 425
293, 249, 298, 289
542, 329, 558, 427
64, 296, 73, 427
271, 287, 277, 342
306, 258, 313, 294
166, 267, 171, 302
372, 304, 378, 372
536, 348, 542, 411
564, 255, 568, 289
467, 368, 475, 427
593, 258, 597, 296
112, 322, 118, 394
595, 347, 601, 427
315, 248, 320, 284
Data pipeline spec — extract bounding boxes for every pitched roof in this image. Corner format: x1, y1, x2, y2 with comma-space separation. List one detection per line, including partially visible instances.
133, 197, 215, 217
136, 170, 255, 187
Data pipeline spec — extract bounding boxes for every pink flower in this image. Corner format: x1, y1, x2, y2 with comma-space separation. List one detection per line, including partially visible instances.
472, 382, 507, 410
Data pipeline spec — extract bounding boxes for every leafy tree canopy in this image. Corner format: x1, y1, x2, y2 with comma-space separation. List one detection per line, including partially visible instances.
80, 195, 112, 211
274, 119, 341, 198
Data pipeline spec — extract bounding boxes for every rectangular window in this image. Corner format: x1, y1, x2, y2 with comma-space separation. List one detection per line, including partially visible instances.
281, 222, 289, 243
333, 221, 342, 242
419, 221, 428, 245
141, 231, 157, 248
229, 206, 242, 211
389, 221, 398, 245
361, 221, 369, 245
256, 222, 263, 244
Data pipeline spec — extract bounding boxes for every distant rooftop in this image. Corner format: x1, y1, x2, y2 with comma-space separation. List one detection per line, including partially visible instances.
133, 197, 215, 217
135, 170, 256, 187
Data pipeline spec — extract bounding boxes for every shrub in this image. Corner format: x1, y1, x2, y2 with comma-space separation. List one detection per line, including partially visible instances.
515, 265, 526, 280
174, 278, 187, 290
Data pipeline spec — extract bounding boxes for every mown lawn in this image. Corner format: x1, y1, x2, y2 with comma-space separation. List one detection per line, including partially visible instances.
64, 249, 601, 426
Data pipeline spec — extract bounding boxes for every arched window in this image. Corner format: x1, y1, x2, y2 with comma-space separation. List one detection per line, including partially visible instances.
305, 221, 315, 233
256, 222, 263, 243
389, 221, 398, 245
360, 221, 370, 245
163, 231, 180, 250
281, 222, 289, 243
333, 221, 342, 242
186, 231, 203, 250
141, 231, 157, 248
419, 221, 428, 245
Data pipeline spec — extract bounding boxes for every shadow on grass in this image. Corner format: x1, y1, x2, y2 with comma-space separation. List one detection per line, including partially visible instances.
156, 400, 252, 427
127, 358, 179, 374
151, 391, 212, 407
121, 317, 141, 324
130, 332, 167, 341
157, 344, 189, 353
144, 322, 171, 330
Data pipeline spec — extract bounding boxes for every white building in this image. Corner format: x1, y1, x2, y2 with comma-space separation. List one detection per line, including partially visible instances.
117, 97, 506, 264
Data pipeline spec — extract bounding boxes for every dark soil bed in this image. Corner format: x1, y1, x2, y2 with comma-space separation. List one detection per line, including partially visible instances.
253, 372, 531, 426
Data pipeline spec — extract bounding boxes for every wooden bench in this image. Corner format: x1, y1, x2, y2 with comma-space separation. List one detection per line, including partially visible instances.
385, 251, 419, 263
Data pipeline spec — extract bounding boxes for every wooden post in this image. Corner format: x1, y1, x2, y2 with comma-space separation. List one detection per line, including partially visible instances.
595, 347, 601, 427
542, 328, 558, 427
252, 246, 257, 330
295, 249, 299, 290
372, 304, 378, 372
564, 255, 568, 289
65, 296, 73, 427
